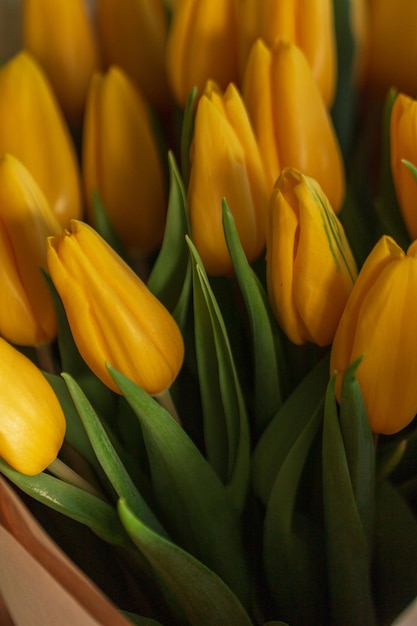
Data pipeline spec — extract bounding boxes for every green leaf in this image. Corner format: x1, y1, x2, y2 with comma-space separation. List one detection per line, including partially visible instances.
147, 151, 191, 329
339, 357, 375, 548
118, 499, 253, 626
108, 366, 251, 607
62, 374, 167, 538
222, 199, 283, 434
322, 374, 376, 626
0, 458, 127, 545
252, 354, 330, 505
187, 236, 251, 515
263, 384, 325, 625
373, 481, 417, 625
121, 612, 163, 626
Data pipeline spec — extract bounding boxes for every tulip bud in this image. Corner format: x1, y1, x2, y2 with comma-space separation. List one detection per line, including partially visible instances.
0, 336, 66, 475
22, 0, 100, 124
331, 235, 417, 435
390, 92, 417, 240
0, 52, 82, 228
82, 66, 167, 257
266, 168, 357, 347
0, 154, 62, 347
96, 0, 170, 111
366, 0, 417, 96
47, 220, 184, 396
166, 0, 239, 107
238, 0, 336, 108
242, 39, 345, 212
188, 80, 269, 276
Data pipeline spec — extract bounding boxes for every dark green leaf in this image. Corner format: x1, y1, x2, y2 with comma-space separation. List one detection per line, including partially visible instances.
187, 236, 251, 515
180, 87, 198, 186
91, 189, 127, 259
108, 366, 250, 607
322, 374, 376, 626
222, 199, 283, 434
118, 499, 253, 626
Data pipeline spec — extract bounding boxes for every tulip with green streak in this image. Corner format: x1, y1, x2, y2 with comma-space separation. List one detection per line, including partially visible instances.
390, 92, 417, 240
0, 52, 82, 228
166, 0, 239, 107
96, 0, 170, 111
82, 66, 167, 257
0, 154, 62, 347
242, 39, 345, 212
0, 336, 65, 475
331, 235, 417, 435
47, 220, 184, 396
22, 0, 100, 124
366, 0, 417, 96
188, 80, 269, 276
266, 168, 357, 347
238, 0, 336, 108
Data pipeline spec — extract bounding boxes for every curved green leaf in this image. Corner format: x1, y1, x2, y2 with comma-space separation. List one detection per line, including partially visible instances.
108, 365, 250, 607
118, 499, 253, 626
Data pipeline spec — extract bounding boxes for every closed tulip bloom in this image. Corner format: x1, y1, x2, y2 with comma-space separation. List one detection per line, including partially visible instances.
22, 0, 100, 124
82, 66, 167, 257
188, 80, 269, 275
366, 0, 417, 96
0, 336, 65, 475
238, 0, 336, 108
0, 154, 62, 347
266, 168, 357, 346
166, 0, 239, 107
0, 52, 82, 228
242, 39, 345, 212
96, 0, 170, 111
390, 93, 417, 239
331, 236, 417, 435
47, 220, 184, 396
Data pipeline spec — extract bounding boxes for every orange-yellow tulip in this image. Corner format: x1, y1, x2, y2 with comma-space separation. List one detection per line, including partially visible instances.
242, 39, 345, 211
266, 168, 357, 346
96, 0, 170, 111
366, 0, 417, 96
166, 0, 239, 107
47, 220, 184, 396
0, 336, 65, 475
238, 0, 336, 107
82, 66, 167, 257
331, 235, 417, 435
0, 52, 82, 228
0, 154, 61, 347
390, 92, 417, 240
188, 80, 269, 275
22, 0, 100, 123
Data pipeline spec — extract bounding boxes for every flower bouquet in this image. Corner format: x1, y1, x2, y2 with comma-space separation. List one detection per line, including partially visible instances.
0, 1, 417, 625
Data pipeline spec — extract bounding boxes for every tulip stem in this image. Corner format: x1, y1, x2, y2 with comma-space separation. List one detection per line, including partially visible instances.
155, 389, 181, 425
47, 457, 104, 500
36, 343, 57, 374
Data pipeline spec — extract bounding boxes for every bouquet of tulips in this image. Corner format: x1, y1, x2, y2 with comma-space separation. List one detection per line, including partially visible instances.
1, 0, 417, 624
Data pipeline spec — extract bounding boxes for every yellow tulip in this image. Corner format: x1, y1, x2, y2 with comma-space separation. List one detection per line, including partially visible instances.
0, 52, 82, 228
0, 154, 62, 347
96, 0, 170, 111
47, 220, 184, 396
166, 0, 239, 107
82, 66, 167, 257
390, 92, 417, 240
188, 80, 269, 276
238, 0, 336, 108
242, 39, 345, 212
0, 336, 65, 475
331, 235, 417, 435
266, 168, 357, 346
22, 0, 100, 124
366, 0, 417, 96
